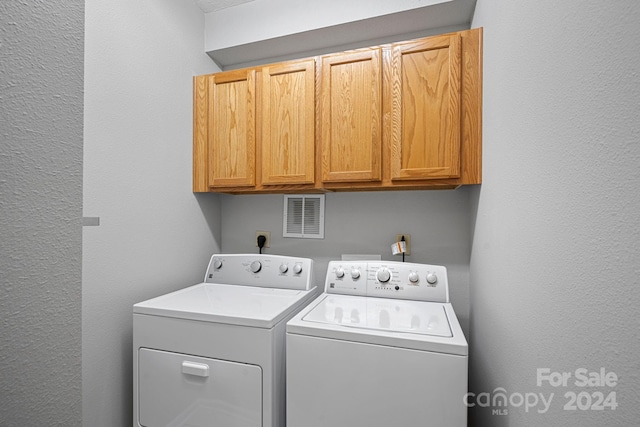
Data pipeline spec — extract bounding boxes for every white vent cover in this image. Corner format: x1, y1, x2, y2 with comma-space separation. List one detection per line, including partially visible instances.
283, 195, 325, 239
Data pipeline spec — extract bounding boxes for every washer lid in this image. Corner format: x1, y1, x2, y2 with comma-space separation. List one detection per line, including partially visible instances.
288, 294, 468, 356
134, 283, 315, 328
302, 294, 452, 337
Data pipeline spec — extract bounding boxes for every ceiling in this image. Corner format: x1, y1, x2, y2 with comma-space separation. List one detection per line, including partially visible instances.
195, 0, 255, 13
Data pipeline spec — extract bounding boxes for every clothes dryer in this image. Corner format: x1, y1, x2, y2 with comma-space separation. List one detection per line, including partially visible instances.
133, 254, 318, 427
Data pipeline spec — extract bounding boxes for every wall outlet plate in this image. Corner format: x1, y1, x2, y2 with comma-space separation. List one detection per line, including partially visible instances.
256, 231, 271, 248
395, 234, 411, 255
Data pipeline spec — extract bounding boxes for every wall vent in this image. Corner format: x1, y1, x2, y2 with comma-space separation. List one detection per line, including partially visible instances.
283, 195, 325, 239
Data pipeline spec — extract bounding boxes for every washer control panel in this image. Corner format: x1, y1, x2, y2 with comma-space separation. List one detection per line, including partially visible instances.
325, 260, 449, 303
204, 254, 314, 291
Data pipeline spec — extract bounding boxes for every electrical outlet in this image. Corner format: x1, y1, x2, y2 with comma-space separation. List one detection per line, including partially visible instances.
256, 231, 271, 248
395, 234, 411, 256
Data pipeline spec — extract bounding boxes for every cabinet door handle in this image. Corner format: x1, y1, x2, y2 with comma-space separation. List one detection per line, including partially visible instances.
182, 361, 210, 377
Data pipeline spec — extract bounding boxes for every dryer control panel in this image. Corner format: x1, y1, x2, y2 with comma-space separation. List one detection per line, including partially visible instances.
324, 260, 449, 303
204, 254, 314, 291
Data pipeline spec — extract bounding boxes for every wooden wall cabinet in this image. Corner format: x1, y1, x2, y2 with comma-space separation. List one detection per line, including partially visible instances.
320, 28, 482, 191
193, 59, 316, 193
194, 28, 482, 193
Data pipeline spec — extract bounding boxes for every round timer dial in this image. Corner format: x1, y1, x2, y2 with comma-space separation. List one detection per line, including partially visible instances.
250, 260, 262, 273
376, 267, 391, 283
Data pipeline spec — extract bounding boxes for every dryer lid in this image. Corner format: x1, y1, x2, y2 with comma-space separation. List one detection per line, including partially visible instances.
301, 294, 452, 337
134, 283, 315, 328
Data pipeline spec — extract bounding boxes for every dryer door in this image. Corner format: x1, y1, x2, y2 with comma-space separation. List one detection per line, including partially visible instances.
138, 348, 262, 427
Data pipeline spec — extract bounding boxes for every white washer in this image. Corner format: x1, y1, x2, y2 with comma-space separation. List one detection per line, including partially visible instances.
286, 260, 468, 427
133, 254, 318, 427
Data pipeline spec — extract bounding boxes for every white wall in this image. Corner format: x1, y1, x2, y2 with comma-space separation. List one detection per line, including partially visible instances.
0, 2, 83, 425
83, 1, 221, 425
469, 1, 640, 425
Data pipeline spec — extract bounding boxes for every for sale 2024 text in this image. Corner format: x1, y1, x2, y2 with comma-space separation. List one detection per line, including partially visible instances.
537, 368, 618, 411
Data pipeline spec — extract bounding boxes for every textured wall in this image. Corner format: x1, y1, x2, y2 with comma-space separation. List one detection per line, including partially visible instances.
83, 0, 221, 425
469, 1, 640, 425
0, 1, 83, 426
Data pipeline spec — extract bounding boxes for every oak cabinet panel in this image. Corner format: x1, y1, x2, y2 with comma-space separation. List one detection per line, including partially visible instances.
208, 69, 256, 188
193, 75, 209, 192
390, 33, 461, 181
321, 48, 382, 183
261, 60, 316, 185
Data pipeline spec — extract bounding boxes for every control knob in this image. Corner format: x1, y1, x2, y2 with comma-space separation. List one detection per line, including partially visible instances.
408, 271, 419, 283
335, 268, 345, 278
293, 263, 303, 275
376, 267, 391, 283
279, 263, 288, 274
213, 259, 223, 270
250, 260, 262, 273
426, 272, 438, 284
351, 268, 361, 279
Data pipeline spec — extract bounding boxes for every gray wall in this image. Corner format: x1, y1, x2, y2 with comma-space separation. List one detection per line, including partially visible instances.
469, 1, 640, 425
0, 1, 83, 426
83, 0, 221, 425
220, 191, 473, 334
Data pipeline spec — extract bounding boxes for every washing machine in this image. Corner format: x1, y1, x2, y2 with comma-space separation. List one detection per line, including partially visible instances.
286, 259, 468, 427
133, 253, 318, 427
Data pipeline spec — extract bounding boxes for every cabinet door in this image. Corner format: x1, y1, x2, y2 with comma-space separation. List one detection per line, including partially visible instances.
209, 69, 256, 188
261, 59, 315, 185
321, 48, 382, 182
390, 34, 461, 180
